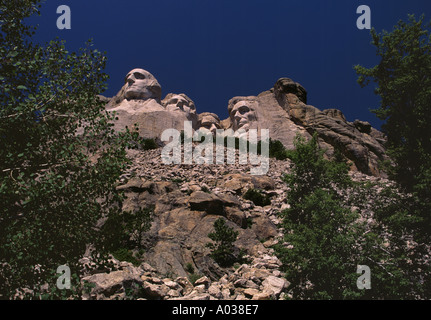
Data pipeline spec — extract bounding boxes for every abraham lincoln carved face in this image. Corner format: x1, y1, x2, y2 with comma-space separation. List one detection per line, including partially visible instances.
228, 97, 258, 131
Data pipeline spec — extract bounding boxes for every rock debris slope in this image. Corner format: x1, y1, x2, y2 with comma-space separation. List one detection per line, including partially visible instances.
81, 146, 387, 300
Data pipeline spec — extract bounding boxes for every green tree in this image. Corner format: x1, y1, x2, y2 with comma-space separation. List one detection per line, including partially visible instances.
275, 134, 427, 299
283, 134, 351, 209
206, 218, 241, 267
354, 14, 431, 236
102, 206, 154, 252
276, 134, 362, 299
0, 0, 132, 298
268, 139, 288, 160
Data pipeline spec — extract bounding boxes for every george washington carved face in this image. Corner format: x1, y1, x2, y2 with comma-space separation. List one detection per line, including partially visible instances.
124, 68, 162, 101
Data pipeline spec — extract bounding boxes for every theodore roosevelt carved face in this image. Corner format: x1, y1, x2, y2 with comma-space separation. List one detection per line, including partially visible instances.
198, 112, 221, 136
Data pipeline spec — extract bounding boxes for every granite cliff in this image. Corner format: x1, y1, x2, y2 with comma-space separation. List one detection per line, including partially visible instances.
74, 69, 394, 300
104, 69, 387, 177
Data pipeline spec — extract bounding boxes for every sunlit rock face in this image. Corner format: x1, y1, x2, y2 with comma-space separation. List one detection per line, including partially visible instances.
162, 93, 198, 130
197, 112, 221, 136
104, 69, 387, 176
105, 69, 196, 140
124, 68, 162, 101
220, 78, 387, 176
222, 93, 309, 149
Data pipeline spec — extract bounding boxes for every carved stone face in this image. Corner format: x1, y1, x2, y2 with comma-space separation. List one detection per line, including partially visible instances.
124, 68, 162, 101
163, 94, 196, 117
199, 113, 221, 136
229, 99, 257, 131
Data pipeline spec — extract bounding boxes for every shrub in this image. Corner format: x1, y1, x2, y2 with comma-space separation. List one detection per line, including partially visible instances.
268, 139, 288, 160
101, 206, 154, 252
206, 218, 240, 267
243, 188, 271, 207
112, 248, 140, 267
142, 138, 159, 150
127, 128, 159, 151
189, 273, 202, 286
185, 263, 195, 274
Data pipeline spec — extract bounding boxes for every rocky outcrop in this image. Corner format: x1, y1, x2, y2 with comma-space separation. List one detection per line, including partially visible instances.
81, 254, 289, 300
219, 78, 388, 177
273, 78, 387, 176
78, 143, 394, 300
105, 68, 387, 177
117, 156, 280, 280
76, 145, 292, 300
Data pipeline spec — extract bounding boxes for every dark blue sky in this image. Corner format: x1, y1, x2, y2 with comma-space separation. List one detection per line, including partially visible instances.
30, 0, 431, 129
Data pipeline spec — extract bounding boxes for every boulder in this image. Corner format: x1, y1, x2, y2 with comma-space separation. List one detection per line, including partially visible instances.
188, 191, 226, 215
81, 267, 143, 299
262, 276, 289, 298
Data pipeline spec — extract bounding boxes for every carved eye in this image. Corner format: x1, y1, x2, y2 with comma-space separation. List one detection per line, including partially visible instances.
238, 106, 250, 114
134, 72, 146, 80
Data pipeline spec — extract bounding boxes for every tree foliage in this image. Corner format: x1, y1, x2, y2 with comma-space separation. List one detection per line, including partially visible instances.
275, 134, 429, 299
354, 14, 431, 236
206, 218, 242, 267
276, 134, 361, 299
0, 0, 133, 298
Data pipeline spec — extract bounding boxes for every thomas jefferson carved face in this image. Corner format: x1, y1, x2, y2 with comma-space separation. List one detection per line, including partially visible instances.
124, 68, 162, 101
229, 99, 257, 131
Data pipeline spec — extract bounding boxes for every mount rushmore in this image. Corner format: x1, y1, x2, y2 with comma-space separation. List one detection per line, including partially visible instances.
102, 68, 387, 177
77, 68, 392, 299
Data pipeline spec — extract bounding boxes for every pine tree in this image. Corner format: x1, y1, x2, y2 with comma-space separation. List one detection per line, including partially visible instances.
354, 14, 431, 238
